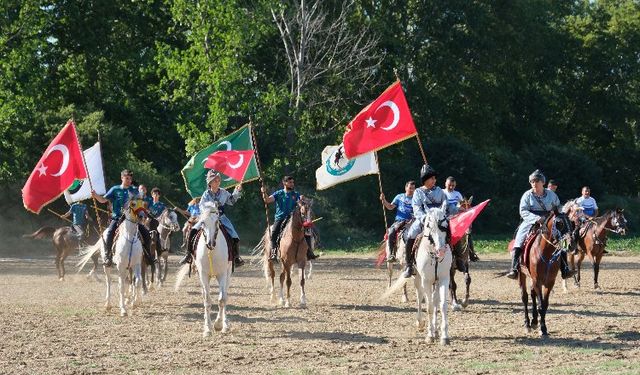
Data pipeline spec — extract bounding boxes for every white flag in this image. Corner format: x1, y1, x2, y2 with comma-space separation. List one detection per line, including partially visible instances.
315, 144, 379, 190
64, 142, 106, 203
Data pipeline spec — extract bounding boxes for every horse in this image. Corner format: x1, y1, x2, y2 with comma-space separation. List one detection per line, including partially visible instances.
414, 206, 453, 345
302, 200, 321, 280
563, 207, 627, 290
79, 199, 145, 317
140, 208, 180, 291
24, 225, 99, 281
449, 197, 473, 311
258, 199, 310, 308
175, 202, 232, 336
515, 209, 572, 337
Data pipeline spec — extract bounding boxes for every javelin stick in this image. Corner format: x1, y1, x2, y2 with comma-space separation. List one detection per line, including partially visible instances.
374, 152, 389, 231
164, 196, 190, 219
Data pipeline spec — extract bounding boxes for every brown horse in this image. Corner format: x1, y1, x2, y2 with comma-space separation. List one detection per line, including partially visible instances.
516, 209, 572, 337
24, 226, 99, 281
449, 197, 473, 311
566, 209, 627, 290
260, 200, 310, 308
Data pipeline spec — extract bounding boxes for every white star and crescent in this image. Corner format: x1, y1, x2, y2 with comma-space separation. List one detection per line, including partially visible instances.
38, 144, 70, 178
227, 154, 244, 169
365, 117, 377, 128
375, 101, 400, 131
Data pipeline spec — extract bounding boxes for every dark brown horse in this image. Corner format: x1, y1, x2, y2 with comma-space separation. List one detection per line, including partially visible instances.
517, 209, 572, 337
567, 209, 627, 290
449, 197, 473, 311
260, 200, 311, 308
24, 226, 99, 281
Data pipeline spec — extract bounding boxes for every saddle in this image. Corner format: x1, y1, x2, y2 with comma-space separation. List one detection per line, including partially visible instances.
108, 226, 143, 255
507, 224, 541, 269
578, 221, 595, 238
191, 225, 233, 262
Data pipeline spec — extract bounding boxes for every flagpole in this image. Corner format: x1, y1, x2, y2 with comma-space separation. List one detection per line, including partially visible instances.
48, 208, 72, 224
393, 69, 428, 165
249, 121, 272, 239
164, 196, 190, 220
374, 151, 388, 231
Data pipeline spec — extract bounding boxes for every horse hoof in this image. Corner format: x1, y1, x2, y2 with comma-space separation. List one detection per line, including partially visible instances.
539, 331, 548, 338
452, 304, 462, 312
440, 338, 450, 346
525, 326, 531, 334
426, 336, 435, 344
120, 311, 127, 317
203, 330, 212, 337
594, 284, 600, 290
416, 320, 426, 332
284, 301, 291, 308
213, 320, 223, 332
461, 300, 469, 308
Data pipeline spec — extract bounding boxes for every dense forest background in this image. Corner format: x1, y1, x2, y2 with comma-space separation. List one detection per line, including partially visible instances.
2, 0, 640, 247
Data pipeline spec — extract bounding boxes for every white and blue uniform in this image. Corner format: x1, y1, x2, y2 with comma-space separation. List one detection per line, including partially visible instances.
575, 196, 598, 217
514, 189, 561, 248
406, 186, 447, 239
444, 189, 463, 216
195, 187, 241, 239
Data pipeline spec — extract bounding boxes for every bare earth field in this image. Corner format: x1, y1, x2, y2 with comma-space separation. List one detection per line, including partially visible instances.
1, 251, 639, 375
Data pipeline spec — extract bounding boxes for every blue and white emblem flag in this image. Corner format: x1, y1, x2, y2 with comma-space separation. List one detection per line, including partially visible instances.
315, 144, 378, 190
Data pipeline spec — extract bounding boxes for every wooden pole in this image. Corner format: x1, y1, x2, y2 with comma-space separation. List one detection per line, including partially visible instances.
163, 196, 189, 220
374, 152, 389, 230
47, 208, 71, 223
249, 121, 272, 237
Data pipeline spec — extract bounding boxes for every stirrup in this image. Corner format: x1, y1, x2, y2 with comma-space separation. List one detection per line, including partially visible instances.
561, 268, 576, 280
387, 254, 397, 263
506, 269, 519, 279
103, 258, 114, 267
402, 265, 415, 278
269, 250, 278, 261
234, 257, 245, 267
469, 252, 480, 262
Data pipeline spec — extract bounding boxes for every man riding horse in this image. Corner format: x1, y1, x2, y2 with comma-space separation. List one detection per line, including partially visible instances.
179, 170, 245, 267
146, 187, 167, 251
570, 186, 601, 254
506, 170, 576, 280
402, 164, 447, 278
261, 175, 319, 261
380, 180, 416, 263
62, 201, 91, 241
91, 169, 155, 267
443, 176, 479, 262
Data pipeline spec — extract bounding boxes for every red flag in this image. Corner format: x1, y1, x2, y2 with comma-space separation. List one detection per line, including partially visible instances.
204, 150, 254, 182
342, 81, 417, 159
449, 199, 491, 246
22, 121, 87, 213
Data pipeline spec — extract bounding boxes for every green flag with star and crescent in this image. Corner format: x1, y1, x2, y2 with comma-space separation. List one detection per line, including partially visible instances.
181, 125, 259, 198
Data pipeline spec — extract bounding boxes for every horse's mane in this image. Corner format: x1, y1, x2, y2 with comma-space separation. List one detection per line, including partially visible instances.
562, 199, 578, 214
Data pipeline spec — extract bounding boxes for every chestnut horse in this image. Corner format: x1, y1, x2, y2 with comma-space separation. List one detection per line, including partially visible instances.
259, 199, 311, 308
565, 209, 627, 290
516, 209, 572, 337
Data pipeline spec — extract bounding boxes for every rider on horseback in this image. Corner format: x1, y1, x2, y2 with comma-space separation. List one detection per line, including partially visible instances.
62, 201, 90, 241
570, 186, 600, 254
179, 170, 245, 267
147, 187, 167, 252
139, 184, 153, 209
261, 175, 319, 261
506, 170, 576, 280
380, 180, 416, 263
402, 164, 446, 278
443, 176, 480, 262
91, 169, 155, 267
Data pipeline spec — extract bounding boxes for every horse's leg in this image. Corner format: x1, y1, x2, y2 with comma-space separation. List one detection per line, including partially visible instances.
306, 260, 313, 280
133, 262, 142, 308
200, 265, 212, 337
593, 253, 602, 290
104, 266, 112, 311
520, 276, 531, 333
575, 252, 585, 287
450, 267, 461, 311
140, 260, 148, 295
387, 261, 393, 288
55, 253, 63, 281
530, 284, 538, 329
213, 274, 227, 332
539, 286, 551, 337
268, 261, 277, 304
89, 253, 100, 281
278, 266, 286, 307
462, 269, 471, 307
402, 282, 409, 303
118, 268, 127, 317
284, 266, 293, 308
298, 265, 307, 308
439, 277, 450, 345
430, 278, 439, 341
414, 273, 426, 333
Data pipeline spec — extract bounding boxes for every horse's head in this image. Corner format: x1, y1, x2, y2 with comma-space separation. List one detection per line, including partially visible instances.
162, 208, 180, 232
422, 208, 449, 257
562, 199, 584, 224
125, 198, 148, 223
547, 209, 572, 243
458, 196, 473, 212
610, 208, 627, 235
300, 198, 313, 225
199, 202, 220, 248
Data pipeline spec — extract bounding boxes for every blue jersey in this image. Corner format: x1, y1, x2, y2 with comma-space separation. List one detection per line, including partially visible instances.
272, 189, 300, 221
104, 185, 139, 219
149, 201, 166, 218
68, 203, 88, 226
141, 195, 153, 209
392, 193, 413, 221
187, 204, 200, 218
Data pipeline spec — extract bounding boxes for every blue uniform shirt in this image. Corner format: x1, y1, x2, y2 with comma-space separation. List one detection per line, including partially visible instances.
104, 185, 139, 219
149, 201, 166, 218
141, 195, 153, 209
392, 193, 413, 221
187, 204, 200, 218
272, 189, 300, 221
69, 203, 88, 226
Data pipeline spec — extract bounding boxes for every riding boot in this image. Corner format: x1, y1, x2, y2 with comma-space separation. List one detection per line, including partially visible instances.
571, 228, 580, 255
402, 238, 417, 278
506, 247, 522, 279
386, 240, 396, 263
560, 251, 576, 279
179, 228, 198, 265
232, 238, 244, 267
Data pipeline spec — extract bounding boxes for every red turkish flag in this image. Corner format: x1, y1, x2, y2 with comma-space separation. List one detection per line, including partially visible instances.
449, 199, 490, 246
342, 81, 417, 159
204, 150, 254, 182
22, 121, 87, 213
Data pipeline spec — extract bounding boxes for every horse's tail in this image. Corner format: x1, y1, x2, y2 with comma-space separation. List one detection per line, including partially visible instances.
378, 276, 410, 302
374, 241, 387, 268
174, 264, 191, 292
23, 226, 56, 240
77, 241, 102, 271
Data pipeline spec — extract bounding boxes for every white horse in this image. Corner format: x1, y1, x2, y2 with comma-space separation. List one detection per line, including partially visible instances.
414, 206, 453, 345
154, 208, 180, 287
79, 199, 145, 317
175, 202, 232, 336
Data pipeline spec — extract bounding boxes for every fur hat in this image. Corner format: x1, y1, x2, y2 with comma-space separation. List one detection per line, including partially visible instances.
529, 169, 546, 184
206, 170, 221, 184
420, 164, 437, 184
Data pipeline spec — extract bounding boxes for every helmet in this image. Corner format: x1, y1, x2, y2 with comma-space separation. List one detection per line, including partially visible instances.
420, 164, 438, 184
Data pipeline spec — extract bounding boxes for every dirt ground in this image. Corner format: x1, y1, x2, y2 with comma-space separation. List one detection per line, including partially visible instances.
1, 250, 639, 375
